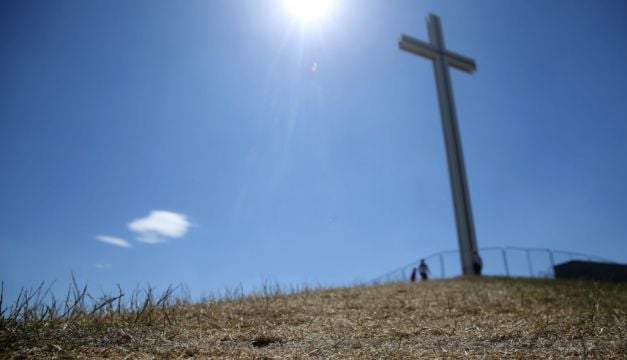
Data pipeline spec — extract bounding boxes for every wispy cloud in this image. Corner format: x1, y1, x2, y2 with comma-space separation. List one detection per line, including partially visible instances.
128, 210, 190, 244
96, 235, 131, 248
93, 263, 112, 269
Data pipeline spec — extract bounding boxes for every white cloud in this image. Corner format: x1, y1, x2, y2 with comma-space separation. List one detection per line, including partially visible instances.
128, 210, 190, 244
96, 235, 131, 248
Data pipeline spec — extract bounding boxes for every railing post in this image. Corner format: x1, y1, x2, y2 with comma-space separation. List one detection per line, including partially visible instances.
548, 250, 556, 277
439, 254, 445, 279
526, 250, 534, 277
502, 249, 510, 277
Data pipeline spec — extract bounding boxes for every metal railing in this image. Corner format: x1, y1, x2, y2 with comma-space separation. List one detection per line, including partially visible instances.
372, 246, 612, 284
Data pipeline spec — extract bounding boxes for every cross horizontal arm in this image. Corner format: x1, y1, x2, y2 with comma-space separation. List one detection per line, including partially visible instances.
444, 50, 476, 74
399, 35, 477, 74
399, 35, 438, 60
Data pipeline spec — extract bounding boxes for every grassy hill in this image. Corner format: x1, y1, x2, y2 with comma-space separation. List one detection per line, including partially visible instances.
1, 277, 625, 358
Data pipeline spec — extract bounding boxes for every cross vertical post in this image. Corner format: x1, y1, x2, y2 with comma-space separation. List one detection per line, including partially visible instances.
400, 14, 479, 275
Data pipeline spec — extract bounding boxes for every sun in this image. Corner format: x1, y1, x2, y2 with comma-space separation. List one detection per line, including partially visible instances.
283, 0, 334, 24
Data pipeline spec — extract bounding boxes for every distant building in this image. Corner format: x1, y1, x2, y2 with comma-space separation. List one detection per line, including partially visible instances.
554, 260, 627, 282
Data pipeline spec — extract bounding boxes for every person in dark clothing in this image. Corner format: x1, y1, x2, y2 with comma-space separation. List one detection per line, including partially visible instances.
472, 250, 483, 275
410, 267, 417, 282
418, 259, 429, 280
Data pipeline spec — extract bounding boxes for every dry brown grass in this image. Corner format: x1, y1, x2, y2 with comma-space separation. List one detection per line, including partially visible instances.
1, 276, 626, 358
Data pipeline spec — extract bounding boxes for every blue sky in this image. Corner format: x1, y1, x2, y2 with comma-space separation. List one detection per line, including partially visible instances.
1, 0, 626, 300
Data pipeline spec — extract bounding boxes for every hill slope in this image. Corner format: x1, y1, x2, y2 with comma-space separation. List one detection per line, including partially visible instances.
2, 277, 626, 358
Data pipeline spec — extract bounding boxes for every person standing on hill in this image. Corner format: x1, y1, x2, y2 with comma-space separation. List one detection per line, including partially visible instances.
418, 259, 430, 281
410, 267, 417, 282
472, 250, 483, 275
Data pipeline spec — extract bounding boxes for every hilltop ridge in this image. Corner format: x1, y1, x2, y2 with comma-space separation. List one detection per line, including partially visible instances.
1, 277, 625, 358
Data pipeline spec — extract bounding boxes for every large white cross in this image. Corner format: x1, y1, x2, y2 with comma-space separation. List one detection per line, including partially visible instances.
400, 14, 479, 275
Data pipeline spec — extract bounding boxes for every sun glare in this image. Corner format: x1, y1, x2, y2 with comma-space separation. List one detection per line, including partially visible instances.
284, 0, 334, 24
